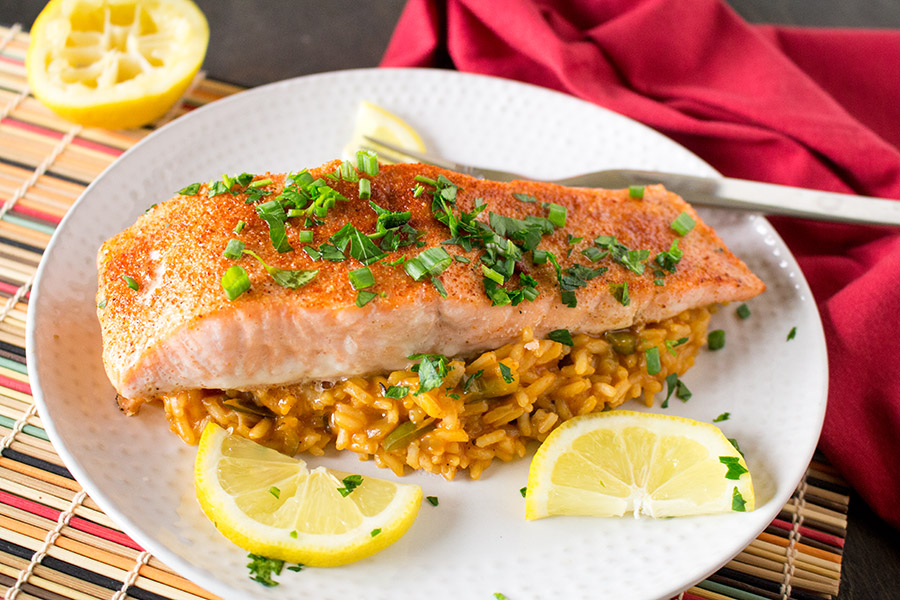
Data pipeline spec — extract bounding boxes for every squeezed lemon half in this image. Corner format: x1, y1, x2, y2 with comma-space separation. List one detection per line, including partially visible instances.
525, 411, 754, 519
194, 423, 422, 567
26, 0, 209, 129
342, 100, 427, 163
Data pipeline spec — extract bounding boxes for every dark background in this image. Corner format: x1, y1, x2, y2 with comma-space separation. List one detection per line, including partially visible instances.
3, 1, 900, 598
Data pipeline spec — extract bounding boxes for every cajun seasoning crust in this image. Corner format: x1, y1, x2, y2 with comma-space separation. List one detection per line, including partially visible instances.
97, 160, 765, 402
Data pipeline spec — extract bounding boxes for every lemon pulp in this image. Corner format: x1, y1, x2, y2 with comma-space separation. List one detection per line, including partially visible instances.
194, 423, 422, 566
342, 100, 426, 162
26, 0, 209, 129
525, 411, 754, 519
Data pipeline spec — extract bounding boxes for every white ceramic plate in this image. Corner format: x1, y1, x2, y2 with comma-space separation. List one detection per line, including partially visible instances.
27, 69, 827, 600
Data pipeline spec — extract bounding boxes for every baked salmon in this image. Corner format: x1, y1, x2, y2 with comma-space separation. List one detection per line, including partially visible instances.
97, 160, 764, 408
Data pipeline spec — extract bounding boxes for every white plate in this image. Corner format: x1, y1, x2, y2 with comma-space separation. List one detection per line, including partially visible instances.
27, 69, 827, 600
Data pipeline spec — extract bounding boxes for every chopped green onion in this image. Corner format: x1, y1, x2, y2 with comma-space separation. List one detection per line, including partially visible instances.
297, 230, 313, 243
370, 528, 381, 537
356, 290, 378, 307
413, 184, 424, 198
383, 420, 435, 451
628, 185, 645, 199
241, 249, 319, 288
708, 329, 726, 350
546, 202, 567, 228
645, 346, 661, 375
787, 326, 797, 341
404, 246, 452, 281
520, 486, 527, 498
729, 438, 744, 456
358, 178, 372, 200
289, 530, 297, 539
532, 249, 549, 264
426, 496, 439, 506
233, 220, 247, 234
454, 255, 471, 263
248, 178, 273, 188
357, 150, 379, 176
494, 594, 509, 600
269, 486, 280, 498
736, 303, 751, 319
481, 265, 505, 285
713, 412, 730, 422
349, 266, 375, 290
178, 182, 201, 195
671, 211, 696, 235
223, 239, 245, 260
548, 328, 574, 346
221, 265, 251, 300
122, 275, 139, 291
732, 487, 747, 512
664, 336, 689, 356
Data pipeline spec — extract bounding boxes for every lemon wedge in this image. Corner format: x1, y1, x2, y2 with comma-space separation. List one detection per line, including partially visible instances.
342, 101, 426, 163
26, 0, 209, 129
194, 423, 422, 566
525, 411, 754, 519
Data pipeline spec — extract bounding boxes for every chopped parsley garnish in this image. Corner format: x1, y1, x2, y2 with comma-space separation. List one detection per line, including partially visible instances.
240, 249, 319, 289
336, 474, 363, 497
454, 255, 471, 263
223, 239, 245, 260
494, 594, 509, 600
349, 266, 375, 290
732, 487, 747, 512
581, 246, 607, 262
97, 298, 106, 309
233, 220, 247, 234
221, 265, 251, 300
122, 275, 139, 291
645, 347, 661, 375
548, 328, 574, 346
664, 337, 689, 356
653, 239, 683, 273
498, 362, 515, 384
370, 528, 382, 537
713, 412, 730, 422
303, 246, 322, 260
269, 486, 280, 499
256, 200, 293, 253
719, 456, 749, 480
545, 251, 607, 308
787, 326, 797, 341
410, 354, 451, 395
595, 235, 650, 275
671, 211, 696, 236
332, 223, 388, 265
567, 233, 583, 246
356, 290, 378, 307
385, 385, 409, 399
317, 243, 346, 261
520, 486, 527, 497
247, 554, 284, 587
628, 185, 645, 199
729, 438, 744, 457
431, 275, 447, 297
178, 182, 201, 195
426, 496, 439, 506
661, 373, 693, 408
708, 329, 726, 350
286, 565, 304, 572
513, 192, 537, 203
736, 303, 751, 319
609, 281, 630, 306
289, 530, 297, 539
368, 200, 422, 252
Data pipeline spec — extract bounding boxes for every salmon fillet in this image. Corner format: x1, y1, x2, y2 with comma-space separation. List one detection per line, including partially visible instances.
97, 160, 764, 404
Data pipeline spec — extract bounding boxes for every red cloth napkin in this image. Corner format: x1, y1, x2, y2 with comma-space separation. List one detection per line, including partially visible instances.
382, 0, 900, 530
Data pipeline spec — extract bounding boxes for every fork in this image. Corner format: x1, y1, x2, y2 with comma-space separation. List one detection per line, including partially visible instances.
363, 136, 900, 226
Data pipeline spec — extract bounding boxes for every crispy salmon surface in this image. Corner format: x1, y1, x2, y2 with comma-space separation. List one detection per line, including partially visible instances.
97, 161, 764, 401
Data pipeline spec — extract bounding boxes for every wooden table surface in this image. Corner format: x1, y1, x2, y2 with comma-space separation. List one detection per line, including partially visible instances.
4, 1, 900, 599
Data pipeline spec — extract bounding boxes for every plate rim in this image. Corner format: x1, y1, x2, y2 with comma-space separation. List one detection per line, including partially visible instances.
25, 67, 829, 600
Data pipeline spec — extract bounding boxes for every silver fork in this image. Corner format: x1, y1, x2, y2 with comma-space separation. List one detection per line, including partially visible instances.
363, 135, 900, 226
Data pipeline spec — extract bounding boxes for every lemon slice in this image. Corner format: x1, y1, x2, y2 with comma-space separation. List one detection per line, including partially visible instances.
525, 411, 754, 519
342, 101, 426, 162
26, 0, 209, 129
195, 423, 422, 566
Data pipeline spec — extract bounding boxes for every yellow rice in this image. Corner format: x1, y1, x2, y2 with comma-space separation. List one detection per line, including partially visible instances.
161, 306, 712, 480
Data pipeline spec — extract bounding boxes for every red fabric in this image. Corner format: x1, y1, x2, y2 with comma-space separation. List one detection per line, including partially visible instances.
381, 0, 900, 530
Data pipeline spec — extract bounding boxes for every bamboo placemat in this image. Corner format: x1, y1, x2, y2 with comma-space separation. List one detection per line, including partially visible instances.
0, 23, 846, 600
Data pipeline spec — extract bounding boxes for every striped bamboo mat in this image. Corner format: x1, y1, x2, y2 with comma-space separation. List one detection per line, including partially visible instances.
0, 23, 846, 600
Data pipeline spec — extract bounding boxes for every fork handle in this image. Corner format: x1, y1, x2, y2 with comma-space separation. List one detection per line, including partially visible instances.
619, 171, 900, 226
